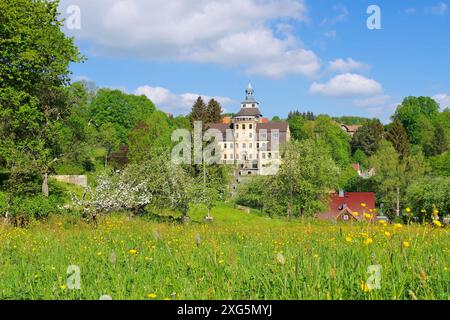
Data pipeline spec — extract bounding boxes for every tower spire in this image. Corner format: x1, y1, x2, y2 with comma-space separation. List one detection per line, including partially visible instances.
245, 82, 255, 101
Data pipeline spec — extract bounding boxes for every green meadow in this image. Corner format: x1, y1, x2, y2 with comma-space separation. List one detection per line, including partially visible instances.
0, 205, 448, 300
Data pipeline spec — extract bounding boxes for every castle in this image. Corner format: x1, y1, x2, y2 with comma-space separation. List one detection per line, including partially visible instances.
209, 83, 290, 176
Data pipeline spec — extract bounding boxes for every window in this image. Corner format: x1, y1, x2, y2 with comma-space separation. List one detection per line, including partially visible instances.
242, 124, 246, 130
236, 133, 239, 138
262, 153, 266, 159
224, 143, 227, 149
252, 104, 255, 107
236, 154, 239, 160
230, 154, 234, 160
249, 124, 253, 129
249, 133, 253, 138
242, 143, 246, 149
268, 152, 272, 159
257, 143, 260, 149
249, 143, 252, 149
230, 143, 234, 148
224, 154, 227, 160
236, 124, 239, 130
249, 154, 252, 160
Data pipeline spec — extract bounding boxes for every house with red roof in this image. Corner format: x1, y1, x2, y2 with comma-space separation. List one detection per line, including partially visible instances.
317, 192, 377, 222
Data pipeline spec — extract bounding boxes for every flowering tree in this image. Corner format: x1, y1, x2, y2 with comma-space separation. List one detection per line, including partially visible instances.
72, 154, 193, 218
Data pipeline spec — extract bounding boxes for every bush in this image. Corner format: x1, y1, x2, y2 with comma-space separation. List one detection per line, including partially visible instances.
1, 195, 63, 226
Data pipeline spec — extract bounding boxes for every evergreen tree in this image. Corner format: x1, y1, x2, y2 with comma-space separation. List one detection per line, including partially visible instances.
386, 119, 411, 159
206, 99, 223, 123
188, 97, 208, 128
350, 119, 385, 156
430, 125, 448, 156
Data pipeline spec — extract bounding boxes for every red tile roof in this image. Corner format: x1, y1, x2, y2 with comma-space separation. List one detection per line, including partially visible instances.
318, 192, 376, 221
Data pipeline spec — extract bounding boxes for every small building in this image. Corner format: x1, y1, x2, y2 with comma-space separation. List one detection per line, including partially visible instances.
318, 192, 377, 222
340, 124, 361, 136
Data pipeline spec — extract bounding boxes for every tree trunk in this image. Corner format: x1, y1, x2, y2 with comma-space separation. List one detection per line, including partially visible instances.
42, 172, 49, 197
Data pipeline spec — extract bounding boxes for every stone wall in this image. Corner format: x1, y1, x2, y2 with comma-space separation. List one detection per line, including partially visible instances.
50, 175, 88, 188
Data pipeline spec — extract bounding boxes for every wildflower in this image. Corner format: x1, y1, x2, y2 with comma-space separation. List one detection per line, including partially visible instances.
345, 236, 353, 243
421, 209, 427, 214
219, 260, 225, 265
353, 212, 360, 217
361, 203, 367, 208
364, 213, 372, 220
61, 284, 67, 290
394, 223, 403, 231
129, 249, 138, 255
384, 231, 391, 238
406, 208, 411, 213
97, 252, 102, 256
313, 254, 319, 259
433, 220, 443, 227
379, 220, 387, 226
145, 256, 151, 261
326, 291, 331, 300
403, 241, 410, 248
147, 293, 157, 299
360, 281, 371, 292
364, 238, 373, 246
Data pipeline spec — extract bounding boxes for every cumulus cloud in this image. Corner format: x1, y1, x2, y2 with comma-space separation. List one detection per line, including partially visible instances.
60, 0, 320, 78
328, 58, 369, 73
427, 2, 448, 15
135, 85, 233, 114
433, 93, 450, 108
309, 73, 383, 98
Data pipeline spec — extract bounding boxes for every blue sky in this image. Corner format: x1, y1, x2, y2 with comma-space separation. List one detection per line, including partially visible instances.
61, 0, 450, 122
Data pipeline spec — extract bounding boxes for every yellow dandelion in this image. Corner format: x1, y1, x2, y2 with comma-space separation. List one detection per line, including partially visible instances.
345, 236, 353, 243
394, 223, 403, 231
128, 249, 138, 255
403, 241, 410, 248
384, 231, 391, 237
433, 220, 443, 227
364, 213, 372, 220
353, 212, 360, 217
60, 284, 67, 290
406, 208, 411, 213
360, 281, 371, 292
361, 203, 367, 208
219, 260, 225, 265
147, 293, 157, 299
364, 238, 373, 246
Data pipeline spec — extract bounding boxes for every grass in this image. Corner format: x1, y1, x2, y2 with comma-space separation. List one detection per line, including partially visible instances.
0, 204, 448, 300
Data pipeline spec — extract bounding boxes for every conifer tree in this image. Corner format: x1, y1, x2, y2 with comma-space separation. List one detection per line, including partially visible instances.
206, 99, 223, 123
386, 119, 411, 159
188, 97, 208, 128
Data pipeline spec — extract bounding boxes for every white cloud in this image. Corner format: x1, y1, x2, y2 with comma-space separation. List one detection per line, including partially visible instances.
328, 58, 369, 73
135, 85, 233, 114
433, 93, 450, 108
309, 73, 383, 98
427, 2, 448, 15
60, 0, 320, 78
320, 4, 349, 26
353, 95, 391, 108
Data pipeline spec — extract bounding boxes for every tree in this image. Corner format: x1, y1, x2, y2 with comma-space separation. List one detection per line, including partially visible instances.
206, 99, 223, 123
0, 0, 82, 195
89, 89, 156, 143
98, 123, 121, 169
405, 177, 450, 222
425, 125, 448, 156
127, 111, 172, 162
189, 97, 208, 128
386, 118, 410, 159
287, 114, 307, 141
351, 119, 385, 156
267, 140, 340, 218
393, 96, 440, 146
369, 140, 430, 217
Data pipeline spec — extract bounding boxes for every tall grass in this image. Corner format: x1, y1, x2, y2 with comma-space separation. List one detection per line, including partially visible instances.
0, 205, 448, 300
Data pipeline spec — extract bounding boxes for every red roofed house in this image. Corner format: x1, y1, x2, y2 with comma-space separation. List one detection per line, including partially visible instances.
317, 192, 377, 222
